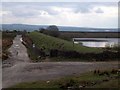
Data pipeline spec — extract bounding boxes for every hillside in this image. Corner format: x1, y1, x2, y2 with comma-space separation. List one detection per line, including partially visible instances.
2, 24, 118, 32
28, 32, 102, 53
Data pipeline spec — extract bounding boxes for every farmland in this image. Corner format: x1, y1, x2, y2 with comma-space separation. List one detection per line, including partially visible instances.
60, 31, 119, 39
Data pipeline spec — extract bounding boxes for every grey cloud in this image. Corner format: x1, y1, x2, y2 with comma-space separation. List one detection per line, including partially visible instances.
2, 2, 117, 17
12, 10, 38, 17
74, 5, 92, 13
73, 2, 116, 14
95, 8, 104, 13
2, 2, 59, 16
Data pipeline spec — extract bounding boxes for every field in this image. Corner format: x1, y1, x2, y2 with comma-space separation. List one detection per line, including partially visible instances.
28, 32, 102, 53
60, 31, 119, 39
9, 69, 119, 88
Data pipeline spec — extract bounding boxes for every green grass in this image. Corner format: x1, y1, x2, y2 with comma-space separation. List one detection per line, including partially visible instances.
2, 32, 16, 39
10, 70, 119, 88
27, 47, 38, 61
28, 32, 102, 53
92, 79, 119, 88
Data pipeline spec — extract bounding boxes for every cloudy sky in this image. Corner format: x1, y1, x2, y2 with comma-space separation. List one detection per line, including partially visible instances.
1, 2, 118, 28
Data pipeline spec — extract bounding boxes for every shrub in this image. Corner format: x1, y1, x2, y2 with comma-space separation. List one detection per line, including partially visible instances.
40, 25, 60, 37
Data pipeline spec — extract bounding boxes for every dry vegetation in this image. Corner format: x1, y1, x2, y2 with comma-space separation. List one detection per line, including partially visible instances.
2, 31, 16, 60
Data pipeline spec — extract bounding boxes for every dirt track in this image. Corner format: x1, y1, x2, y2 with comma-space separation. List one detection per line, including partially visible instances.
2, 35, 119, 88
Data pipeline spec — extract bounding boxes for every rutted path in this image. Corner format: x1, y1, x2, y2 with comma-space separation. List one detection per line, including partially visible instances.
3, 35, 30, 67
2, 35, 119, 88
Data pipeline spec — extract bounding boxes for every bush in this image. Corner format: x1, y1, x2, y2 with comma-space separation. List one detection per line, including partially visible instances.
111, 69, 118, 74
50, 49, 58, 57
49, 49, 119, 61
40, 25, 60, 37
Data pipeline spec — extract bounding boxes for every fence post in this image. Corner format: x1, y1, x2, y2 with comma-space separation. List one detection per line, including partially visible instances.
73, 38, 74, 47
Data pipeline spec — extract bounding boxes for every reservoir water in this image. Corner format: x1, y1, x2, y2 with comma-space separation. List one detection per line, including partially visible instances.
73, 38, 119, 47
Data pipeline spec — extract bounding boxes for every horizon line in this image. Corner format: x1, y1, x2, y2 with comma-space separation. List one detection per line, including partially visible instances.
1, 23, 118, 29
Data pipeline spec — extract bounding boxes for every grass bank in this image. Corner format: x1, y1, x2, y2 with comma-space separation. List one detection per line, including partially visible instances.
2, 32, 16, 60
23, 32, 119, 62
28, 32, 102, 53
9, 69, 119, 88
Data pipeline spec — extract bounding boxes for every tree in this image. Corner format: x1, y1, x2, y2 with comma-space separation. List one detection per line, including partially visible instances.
46, 25, 60, 37
39, 25, 60, 37
13, 30, 17, 33
39, 28, 46, 33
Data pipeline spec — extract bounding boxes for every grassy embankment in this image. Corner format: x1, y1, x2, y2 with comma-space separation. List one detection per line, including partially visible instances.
29, 32, 102, 53
9, 69, 119, 88
27, 32, 103, 61
2, 32, 16, 60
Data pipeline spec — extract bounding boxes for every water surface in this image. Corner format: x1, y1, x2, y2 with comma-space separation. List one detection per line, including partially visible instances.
73, 38, 119, 47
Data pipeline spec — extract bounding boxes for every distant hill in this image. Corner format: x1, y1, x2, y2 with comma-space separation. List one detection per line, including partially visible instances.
1, 24, 118, 32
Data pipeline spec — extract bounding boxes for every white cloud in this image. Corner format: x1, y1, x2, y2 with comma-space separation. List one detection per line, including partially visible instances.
2, 0, 119, 2
2, 2, 118, 28
94, 8, 104, 13
0, 11, 12, 16
51, 6, 73, 13
38, 10, 49, 16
